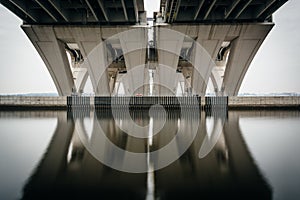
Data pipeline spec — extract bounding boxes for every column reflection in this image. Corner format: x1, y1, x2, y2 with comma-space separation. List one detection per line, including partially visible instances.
21, 108, 271, 200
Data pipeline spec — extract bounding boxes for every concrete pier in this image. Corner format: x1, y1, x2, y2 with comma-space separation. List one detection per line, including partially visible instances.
0, 96, 67, 109
0, 96, 299, 110
228, 96, 300, 109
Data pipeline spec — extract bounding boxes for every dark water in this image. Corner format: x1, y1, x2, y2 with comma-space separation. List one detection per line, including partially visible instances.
0, 109, 300, 200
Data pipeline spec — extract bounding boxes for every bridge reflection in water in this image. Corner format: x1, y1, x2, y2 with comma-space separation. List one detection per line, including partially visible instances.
20, 108, 271, 200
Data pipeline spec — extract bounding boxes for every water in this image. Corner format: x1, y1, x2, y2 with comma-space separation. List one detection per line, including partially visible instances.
0, 109, 300, 200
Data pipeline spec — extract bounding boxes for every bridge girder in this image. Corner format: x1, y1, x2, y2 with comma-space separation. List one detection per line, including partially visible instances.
0, 0, 145, 24
159, 0, 288, 23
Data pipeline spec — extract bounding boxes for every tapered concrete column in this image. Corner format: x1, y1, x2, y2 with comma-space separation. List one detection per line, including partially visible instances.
211, 66, 225, 96
66, 48, 88, 95
190, 42, 215, 96
119, 28, 147, 95
80, 41, 111, 96
22, 25, 74, 96
156, 28, 184, 96
70, 27, 111, 96
70, 27, 133, 96
222, 24, 273, 96
192, 25, 229, 96
170, 24, 273, 96
165, 25, 229, 96
108, 70, 118, 95
143, 67, 150, 96
153, 64, 179, 96
121, 66, 147, 96
73, 67, 88, 95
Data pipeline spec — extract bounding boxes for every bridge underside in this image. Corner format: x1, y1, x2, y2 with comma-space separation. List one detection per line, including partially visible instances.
0, 0, 145, 25
158, 0, 288, 23
21, 23, 273, 96
0, 0, 288, 96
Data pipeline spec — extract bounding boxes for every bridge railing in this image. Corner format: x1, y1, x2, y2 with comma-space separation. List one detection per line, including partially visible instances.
94, 96, 202, 109
66, 96, 229, 110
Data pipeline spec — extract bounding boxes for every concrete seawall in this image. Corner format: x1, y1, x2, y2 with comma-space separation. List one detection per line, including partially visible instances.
0, 96, 67, 109
0, 96, 299, 110
228, 96, 300, 109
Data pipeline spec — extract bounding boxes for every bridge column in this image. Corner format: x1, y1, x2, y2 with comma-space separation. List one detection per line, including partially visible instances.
71, 27, 111, 96
191, 25, 229, 96
211, 65, 225, 96
119, 28, 147, 96
156, 27, 184, 96
167, 25, 229, 96
22, 25, 74, 96
79, 42, 110, 96
70, 26, 134, 96
73, 67, 88, 95
143, 67, 150, 96
190, 41, 216, 96
222, 24, 273, 96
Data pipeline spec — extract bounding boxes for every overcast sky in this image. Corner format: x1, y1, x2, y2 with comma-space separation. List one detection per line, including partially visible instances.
0, 0, 299, 94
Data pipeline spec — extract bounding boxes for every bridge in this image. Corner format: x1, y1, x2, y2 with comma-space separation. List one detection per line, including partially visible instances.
0, 0, 288, 96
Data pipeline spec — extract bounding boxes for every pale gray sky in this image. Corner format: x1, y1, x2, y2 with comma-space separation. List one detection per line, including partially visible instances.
0, 1, 299, 94
239, 0, 300, 94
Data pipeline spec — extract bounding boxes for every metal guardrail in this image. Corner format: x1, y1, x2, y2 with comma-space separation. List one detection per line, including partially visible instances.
205, 97, 228, 108
66, 96, 229, 110
204, 97, 228, 116
67, 96, 90, 110
94, 96, 202, 109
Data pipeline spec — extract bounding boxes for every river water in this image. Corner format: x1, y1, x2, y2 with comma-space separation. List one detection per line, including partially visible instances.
0, 109, 299, 200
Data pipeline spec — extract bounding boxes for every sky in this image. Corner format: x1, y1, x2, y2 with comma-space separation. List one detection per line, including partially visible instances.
0, 0, 299, 94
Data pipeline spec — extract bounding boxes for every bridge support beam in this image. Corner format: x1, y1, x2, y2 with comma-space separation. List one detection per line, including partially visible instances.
22, 25, 74, 96
81, 41, 111, 96
73, 67, 88, 95
22, 26, 138, 96
70, 27, 111, 96
222, 24, 273, 96
164, 24, 273, 96
192, 25, 229, 96
156, 27, 184, 96
119, 28, 147, 96
166, 25, 229, 96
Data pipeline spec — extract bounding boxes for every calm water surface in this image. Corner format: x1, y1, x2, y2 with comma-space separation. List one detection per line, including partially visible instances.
0, 109, 299, 200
